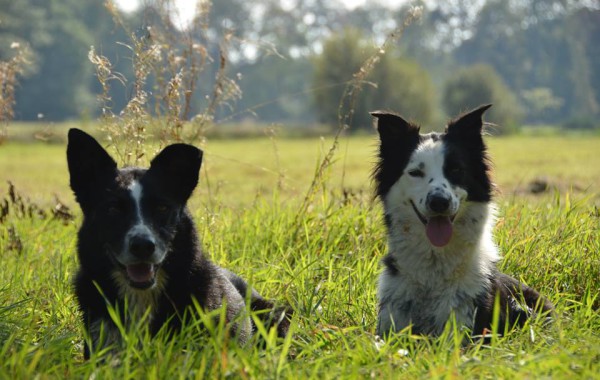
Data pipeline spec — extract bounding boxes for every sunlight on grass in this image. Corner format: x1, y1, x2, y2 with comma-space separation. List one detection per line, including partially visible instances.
0, 134, 598, 377
1, 133, 599, 207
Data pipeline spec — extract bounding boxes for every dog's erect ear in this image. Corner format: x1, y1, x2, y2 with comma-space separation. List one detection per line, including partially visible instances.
371, 111, 420, 141
67, 128, 117, 202
147, 144, 203, 203
446, 104, 492, 135
371, 111, 422, 199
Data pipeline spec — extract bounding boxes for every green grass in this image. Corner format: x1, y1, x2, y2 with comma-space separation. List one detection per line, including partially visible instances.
1, 131, 599, 207
0, 132, 599, 378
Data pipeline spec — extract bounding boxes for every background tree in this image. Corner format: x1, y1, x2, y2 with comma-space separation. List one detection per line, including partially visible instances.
520, 87, 563, 124
236, 55, 314, 122
453, 0, 599, 124
0, 0, 598, 128
0, 0, 45, 62
443, 64, 522, 132
312, 29, 367, 128
363, 55, 435, 128
84, 1, 135, 118
10, 0, 95, 120
313, 28, 435, 131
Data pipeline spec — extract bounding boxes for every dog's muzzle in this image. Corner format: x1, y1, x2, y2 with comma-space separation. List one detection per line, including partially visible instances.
122, 234, 162, 289
411, 194, 457, 248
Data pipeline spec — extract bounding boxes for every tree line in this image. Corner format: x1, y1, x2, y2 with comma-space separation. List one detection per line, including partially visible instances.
0, 0, 598, 131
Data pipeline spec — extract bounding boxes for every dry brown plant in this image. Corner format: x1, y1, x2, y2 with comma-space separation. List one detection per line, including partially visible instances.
0, 43, 30, 144
90, 0, 242, 166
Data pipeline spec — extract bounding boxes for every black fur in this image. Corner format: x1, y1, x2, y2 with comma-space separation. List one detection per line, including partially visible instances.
381, 255, 399, 276
443, 104, 494, 202
473, 270, 554, 337
67, 129, 290, 358
370, 111, 422, 199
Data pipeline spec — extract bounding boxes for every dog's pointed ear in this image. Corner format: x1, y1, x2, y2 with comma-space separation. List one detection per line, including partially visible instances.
447, 104, 492, 135
67, 128, 117, 202
147, 144, 203, 203
371, 111, 420, 141
371, 111, 422, 199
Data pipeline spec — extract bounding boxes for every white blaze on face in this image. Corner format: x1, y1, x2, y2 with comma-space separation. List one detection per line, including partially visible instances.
122, 180, 159, 282
128, 180, 151, 235
411, 139, 446, 188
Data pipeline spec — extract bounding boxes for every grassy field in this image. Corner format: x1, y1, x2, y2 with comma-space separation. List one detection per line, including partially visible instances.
0, 130, 599, 378
1, 125, 599, 207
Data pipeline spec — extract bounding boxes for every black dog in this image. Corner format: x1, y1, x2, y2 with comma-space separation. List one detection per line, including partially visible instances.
372, 105, 553, 339
67, 129, 289, 358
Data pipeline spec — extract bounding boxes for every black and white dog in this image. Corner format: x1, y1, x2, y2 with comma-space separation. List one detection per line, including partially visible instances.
67, 129, 289, 358
371, 105, 553, 339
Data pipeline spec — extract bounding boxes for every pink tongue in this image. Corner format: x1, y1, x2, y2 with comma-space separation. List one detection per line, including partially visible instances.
426, 216, 453, 247
126, 263, 154, 283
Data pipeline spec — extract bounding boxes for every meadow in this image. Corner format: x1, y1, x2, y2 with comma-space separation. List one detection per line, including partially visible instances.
0, 128, 599, 378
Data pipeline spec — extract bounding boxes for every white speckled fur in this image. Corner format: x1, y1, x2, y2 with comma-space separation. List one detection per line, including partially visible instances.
377, 138, 499, 336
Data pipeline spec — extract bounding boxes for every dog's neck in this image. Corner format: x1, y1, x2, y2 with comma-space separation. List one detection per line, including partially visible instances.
383, 202, 499, 287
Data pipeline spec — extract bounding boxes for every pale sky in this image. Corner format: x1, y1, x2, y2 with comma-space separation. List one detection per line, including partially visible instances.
116, 0, 386, 29
117, 0, 372, 13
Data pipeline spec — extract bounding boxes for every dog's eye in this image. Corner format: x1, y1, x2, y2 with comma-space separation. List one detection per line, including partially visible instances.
156, 204, 169, 213
408, 169, 425, 178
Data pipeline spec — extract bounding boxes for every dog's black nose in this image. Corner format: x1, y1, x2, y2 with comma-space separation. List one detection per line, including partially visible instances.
427, 193, 451, 214
129, 235, 156, 259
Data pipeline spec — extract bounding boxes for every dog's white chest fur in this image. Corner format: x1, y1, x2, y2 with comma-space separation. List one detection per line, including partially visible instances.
377, 200, 499, 336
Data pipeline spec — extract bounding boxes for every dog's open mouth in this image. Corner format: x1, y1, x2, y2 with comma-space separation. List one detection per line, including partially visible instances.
125, 263, 157, 289
410, 200, 456, 248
